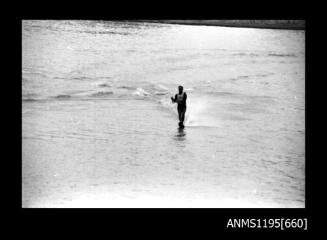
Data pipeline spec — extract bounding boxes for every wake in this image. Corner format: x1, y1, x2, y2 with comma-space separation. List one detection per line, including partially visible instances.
184, 97, 219, 127
158, 94, 220, 128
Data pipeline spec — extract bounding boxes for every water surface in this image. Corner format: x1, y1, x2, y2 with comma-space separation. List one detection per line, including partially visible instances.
22, 20, 305, 207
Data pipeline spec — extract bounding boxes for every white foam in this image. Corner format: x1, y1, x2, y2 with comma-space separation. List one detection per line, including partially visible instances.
132, 87, 151, 97
184, 97, 219, 127
157, 84, 169, 91
185, 88, 194, 92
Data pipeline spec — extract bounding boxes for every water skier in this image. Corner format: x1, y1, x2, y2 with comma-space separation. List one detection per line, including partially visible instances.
171, 85, 187, 128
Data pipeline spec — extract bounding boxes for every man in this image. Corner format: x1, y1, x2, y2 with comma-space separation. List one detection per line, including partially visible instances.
171, 86, 187, 127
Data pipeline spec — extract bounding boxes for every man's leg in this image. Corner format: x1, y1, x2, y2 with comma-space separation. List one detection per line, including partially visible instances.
181, 108, 186, 123
178, 109, 182, 122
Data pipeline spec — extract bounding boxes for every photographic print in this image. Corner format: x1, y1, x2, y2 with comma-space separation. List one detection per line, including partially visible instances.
22, 20, 305, 208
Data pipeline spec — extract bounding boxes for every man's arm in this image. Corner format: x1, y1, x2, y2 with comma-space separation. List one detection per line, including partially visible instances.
171, 94, 177, 103
183, 93, 187, 103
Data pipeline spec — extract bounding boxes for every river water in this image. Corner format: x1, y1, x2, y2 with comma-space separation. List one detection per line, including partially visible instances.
22, 20, 305, 207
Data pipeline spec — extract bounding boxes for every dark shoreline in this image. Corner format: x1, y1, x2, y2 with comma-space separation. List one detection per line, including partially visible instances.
134, 20, 305, 30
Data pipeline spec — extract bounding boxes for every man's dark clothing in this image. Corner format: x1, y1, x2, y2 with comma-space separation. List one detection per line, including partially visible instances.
172, 92, 187, 124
